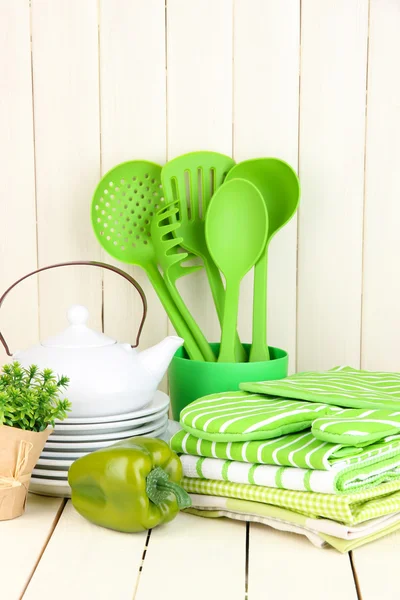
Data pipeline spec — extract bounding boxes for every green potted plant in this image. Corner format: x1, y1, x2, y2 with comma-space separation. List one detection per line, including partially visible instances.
0, 361, 70, 520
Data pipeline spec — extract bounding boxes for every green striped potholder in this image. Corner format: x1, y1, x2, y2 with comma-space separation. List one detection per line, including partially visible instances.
179, 391, 336, 442
240, 366, 400, 410
312, 409, 400, 446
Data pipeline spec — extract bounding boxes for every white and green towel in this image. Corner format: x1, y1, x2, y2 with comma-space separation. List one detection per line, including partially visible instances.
241, 366, 400, 410
179, 392, 335, 442
312, 408, 400, 446
182, 477, 400, 525
186, 494, 400, 553
171, 428, 400, 472
180, 454, 400, 494
180, 389, 400, 447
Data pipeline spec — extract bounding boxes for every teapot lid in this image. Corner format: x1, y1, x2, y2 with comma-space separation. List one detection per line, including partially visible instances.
41, 305, 116, 349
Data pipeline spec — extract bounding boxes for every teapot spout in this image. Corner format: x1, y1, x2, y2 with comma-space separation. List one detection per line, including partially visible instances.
137, 336, 184, 387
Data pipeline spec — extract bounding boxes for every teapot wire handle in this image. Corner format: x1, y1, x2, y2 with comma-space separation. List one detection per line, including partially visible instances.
0, 261, 148, 357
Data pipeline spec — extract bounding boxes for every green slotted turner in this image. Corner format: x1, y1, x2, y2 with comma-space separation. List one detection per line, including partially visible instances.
161, 151, 247, 362
151, 200, 216, 362
91, 160, 204, 361
205, 179, 269, 363
226, 158, 300, 362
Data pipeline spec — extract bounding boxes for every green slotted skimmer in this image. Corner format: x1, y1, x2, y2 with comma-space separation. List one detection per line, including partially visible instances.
151, 200, 216, 362
226, 158, 300, 362
161, 151, 247, 362
205, 179, 268, 363
91, 160, 203, 361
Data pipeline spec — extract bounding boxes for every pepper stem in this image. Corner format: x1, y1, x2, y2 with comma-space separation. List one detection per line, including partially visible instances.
146, 466, 191, 509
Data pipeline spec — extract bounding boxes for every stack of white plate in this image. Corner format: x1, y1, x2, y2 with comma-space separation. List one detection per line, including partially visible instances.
30, 390, 170, 498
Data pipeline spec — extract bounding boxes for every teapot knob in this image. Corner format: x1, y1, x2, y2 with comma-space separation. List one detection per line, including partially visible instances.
67, 305, 89, 326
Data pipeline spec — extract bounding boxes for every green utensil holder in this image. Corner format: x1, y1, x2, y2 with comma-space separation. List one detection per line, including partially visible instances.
168, 343, 288, 420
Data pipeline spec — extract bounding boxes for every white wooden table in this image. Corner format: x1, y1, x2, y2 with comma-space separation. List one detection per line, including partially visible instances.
2, 494, 398, 600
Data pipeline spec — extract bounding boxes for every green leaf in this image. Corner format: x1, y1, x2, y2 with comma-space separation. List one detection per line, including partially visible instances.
0, 361, 71, 431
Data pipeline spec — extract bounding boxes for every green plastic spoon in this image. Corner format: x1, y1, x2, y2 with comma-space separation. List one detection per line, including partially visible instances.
205, 178, 268, 363
226, 158, 300, 362
91, 160, 204, 361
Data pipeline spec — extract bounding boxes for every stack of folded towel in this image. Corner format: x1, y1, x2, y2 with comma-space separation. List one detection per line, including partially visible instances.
170, 366, 400, 552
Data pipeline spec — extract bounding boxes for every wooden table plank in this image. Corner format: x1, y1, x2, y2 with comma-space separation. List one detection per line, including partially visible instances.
248, 524, 358, 600
0, 494, 63, 600
24, 500, 147, 600
136, 513, 246, 600
351, 530, 400, 600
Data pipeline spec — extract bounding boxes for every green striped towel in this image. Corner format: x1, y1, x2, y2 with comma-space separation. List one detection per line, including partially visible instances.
179, 391, 337, 442
170, 428, 400, 471
182, 477, 400, 525
241, 366, 400, 410
312, 408, 400, 446
180, 390, 400, 445
180, 454, 400, 494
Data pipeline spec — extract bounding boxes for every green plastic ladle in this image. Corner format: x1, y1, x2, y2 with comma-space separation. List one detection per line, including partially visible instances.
205, 178, 268, 363
91, 160, 204, 361
225, 158, 300, 362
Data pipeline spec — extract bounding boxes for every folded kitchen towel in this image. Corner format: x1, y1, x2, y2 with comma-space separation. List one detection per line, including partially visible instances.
179, 388, 400, 445
179, 391, 336, 442
170, 428, 400, 472
186, 494, 400, 553
312, 408, 400, 446
180, 454, 400, 494
321, 520, 400, 553
188, 493, 400, 540
240, 366, 400, 410
182, 477, 400, 525
187, 501, 325, 548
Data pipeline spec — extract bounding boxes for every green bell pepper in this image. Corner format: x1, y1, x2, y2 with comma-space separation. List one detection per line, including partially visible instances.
68, 436, 191, 533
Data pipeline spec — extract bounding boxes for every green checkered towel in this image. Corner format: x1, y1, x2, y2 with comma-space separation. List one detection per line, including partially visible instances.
182, 477, 400, 525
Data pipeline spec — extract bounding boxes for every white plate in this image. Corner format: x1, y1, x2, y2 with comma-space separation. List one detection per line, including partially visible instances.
54, 407, 168, 433
33, 467, 69, 479
30, 419, 171, 499
49, 414, 167, 442
30, 477, 71, 498
36, 457, 74, 468
41, 449, 87, 460
44, 416, 168, 452
42, 417, 168, 456
38, 419, 175, 462
59, 390, 170, 424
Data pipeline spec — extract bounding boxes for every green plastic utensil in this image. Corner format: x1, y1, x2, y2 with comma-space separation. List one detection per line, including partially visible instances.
226, 158, 300, 362
161, 151, 247, 362
205, 178, 268, 363
151, 200, 216, 362
91, 160, 204, 361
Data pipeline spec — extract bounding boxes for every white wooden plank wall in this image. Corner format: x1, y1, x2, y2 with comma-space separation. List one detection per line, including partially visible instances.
31, 0, 103, 339
234, 0, 300, 372
99, 0, 168, 350
297, 0, 368, 371
0, 0, 38, 364
166, 0, 233, 342
1, 0, 400, 375
361, 0, 400, 371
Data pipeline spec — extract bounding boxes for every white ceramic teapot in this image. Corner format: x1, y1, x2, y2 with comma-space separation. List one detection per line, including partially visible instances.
0, 262, 183, 418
